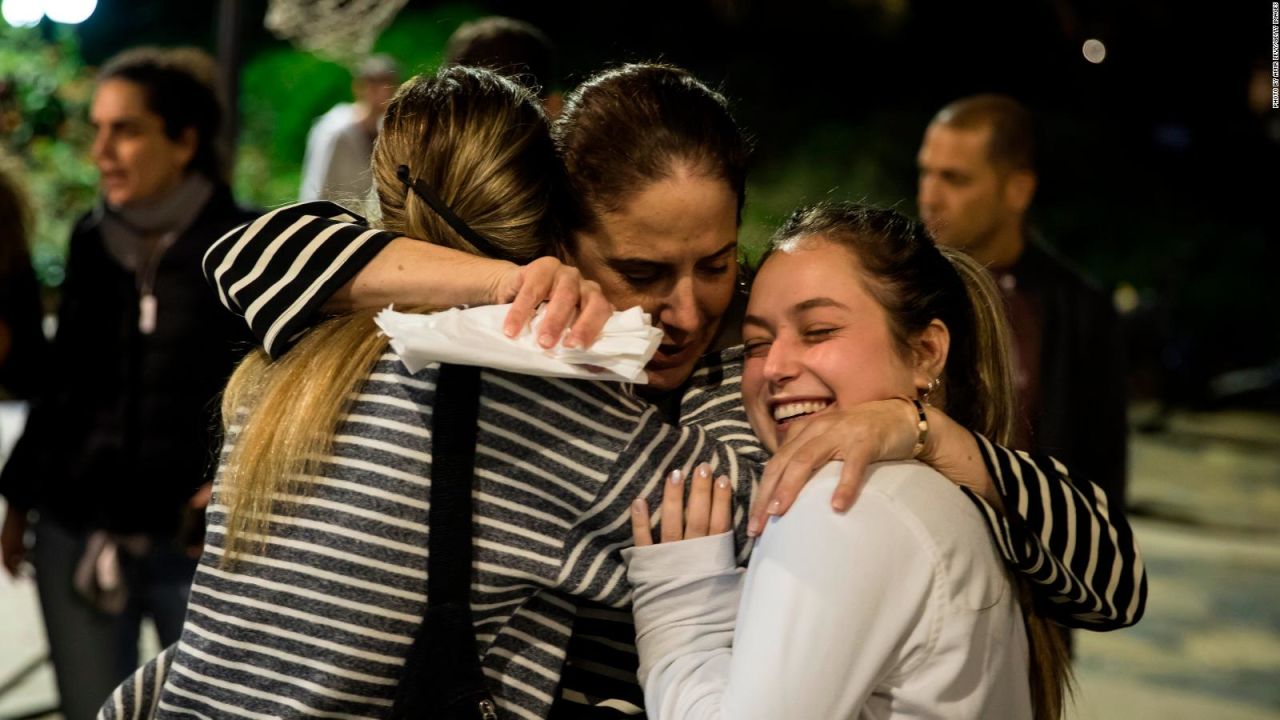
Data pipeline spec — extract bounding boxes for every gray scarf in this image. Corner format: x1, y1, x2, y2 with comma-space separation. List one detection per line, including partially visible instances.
98, 173, 215, 271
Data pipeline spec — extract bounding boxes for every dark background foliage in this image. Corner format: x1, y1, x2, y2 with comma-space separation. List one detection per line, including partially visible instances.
4, 0, 1276, 406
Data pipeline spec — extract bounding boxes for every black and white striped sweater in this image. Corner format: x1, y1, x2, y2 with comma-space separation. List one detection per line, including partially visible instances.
148, 350, 760, 719
97, 201, 1146, 720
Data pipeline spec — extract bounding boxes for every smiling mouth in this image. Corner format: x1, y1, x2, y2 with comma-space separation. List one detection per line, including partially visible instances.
772, 400, 832, 423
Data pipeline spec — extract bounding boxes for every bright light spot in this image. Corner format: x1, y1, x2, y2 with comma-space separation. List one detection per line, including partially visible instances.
1082, 38, 1107, 64
44, 0, 94, 23
1113, 283, 1140, 315
1, 0, 44, 27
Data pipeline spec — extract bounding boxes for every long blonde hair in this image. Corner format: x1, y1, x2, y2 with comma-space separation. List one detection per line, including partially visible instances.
219, 66, 564, 561
767, 202, 1072, 720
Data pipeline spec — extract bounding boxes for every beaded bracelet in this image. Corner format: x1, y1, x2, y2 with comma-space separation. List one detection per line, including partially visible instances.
897, 396, 929, 458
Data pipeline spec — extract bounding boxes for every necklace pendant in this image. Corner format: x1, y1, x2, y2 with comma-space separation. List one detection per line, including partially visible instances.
139, 293, 157, 335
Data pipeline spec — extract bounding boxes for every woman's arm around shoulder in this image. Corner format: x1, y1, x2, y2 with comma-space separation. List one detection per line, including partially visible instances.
203, 201, 614, 359
201, 202, 398, 356
752, 399, 1148, 631
961, 429, 1147, 630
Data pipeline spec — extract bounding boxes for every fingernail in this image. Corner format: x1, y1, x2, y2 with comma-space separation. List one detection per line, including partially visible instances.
716, 475, 730, 489
563, 336, 580, 349
631, 498, 646, 514
504, 325, 516, 338
766, 499, 782, 515
696, 464, 710, 480
747, 517, 761, 536
669, 468, 683, 485
832, 494, 848, 512
538, 333, 555, 348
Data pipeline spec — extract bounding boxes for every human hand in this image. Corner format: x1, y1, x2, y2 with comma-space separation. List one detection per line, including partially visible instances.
632, 464, 733, 547
1, 506, 29, 576
492, 257, 614, 349
747, 399, 920, 536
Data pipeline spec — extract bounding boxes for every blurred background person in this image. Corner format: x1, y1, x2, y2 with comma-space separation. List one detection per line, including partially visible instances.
0, 47, 254, 719
916, 94, 1128, 511
0, 152, 48, 404
445, 15, 562, 117
298, 53, 399, 202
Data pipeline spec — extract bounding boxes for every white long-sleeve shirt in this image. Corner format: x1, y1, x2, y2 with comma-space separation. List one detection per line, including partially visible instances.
298, 103, 375, 203
623, 461, 1032, 719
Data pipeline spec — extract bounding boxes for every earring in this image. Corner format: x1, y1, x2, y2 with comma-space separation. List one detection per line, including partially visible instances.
921, 376, 941, 405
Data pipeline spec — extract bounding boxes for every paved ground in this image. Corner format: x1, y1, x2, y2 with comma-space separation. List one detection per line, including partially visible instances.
1068, 407, 1280, 720
1, 402, 1277, 719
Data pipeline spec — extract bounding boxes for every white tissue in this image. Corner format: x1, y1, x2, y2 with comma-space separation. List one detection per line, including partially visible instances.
374, 304, 664, 384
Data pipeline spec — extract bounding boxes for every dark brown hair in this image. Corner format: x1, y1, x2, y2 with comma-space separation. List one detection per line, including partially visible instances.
445, 16, 555, 98
98, 47, 228, 182
932, 93, 1035, 173
767, 201, 1071, 720
553, 64, 749, 241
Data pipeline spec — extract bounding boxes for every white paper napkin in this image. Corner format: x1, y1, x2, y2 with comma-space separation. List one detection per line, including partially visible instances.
374, 304, 664, 384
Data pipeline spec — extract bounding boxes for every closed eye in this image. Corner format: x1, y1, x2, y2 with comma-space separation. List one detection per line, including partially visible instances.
610, 262, 667, 287
622, 270, 662, 286
802, 327, 837, 341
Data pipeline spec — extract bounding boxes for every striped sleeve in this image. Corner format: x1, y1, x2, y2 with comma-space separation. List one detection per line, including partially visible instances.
557, 405, 760, 607
680, 348, 768, 475
202, 201, 396, 358
97, 644, 175, 720
152, 360, 765, 720
965, 431, 1148, 630
544, 351, 766, 718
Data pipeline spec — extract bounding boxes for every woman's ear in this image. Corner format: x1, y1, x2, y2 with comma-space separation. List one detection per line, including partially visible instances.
911, 319, 950, 389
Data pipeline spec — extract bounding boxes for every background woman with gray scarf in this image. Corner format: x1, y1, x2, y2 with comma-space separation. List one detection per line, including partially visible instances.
0, 47, 254, 719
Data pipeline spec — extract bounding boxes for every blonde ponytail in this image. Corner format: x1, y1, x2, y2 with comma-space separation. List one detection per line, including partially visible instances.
218, 67, 562, 563
939, 244, 1073, 720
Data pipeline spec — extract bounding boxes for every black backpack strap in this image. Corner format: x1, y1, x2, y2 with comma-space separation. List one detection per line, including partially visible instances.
391, 363, 498, 720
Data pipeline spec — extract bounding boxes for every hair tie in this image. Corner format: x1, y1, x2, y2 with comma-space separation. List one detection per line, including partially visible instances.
396, 164, 505, 260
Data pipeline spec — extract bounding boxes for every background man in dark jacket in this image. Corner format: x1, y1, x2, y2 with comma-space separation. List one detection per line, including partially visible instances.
916, 93, 1128, 511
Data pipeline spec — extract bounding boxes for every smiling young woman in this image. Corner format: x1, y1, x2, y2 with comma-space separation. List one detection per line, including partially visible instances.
626, 202, 1074, 720
741, 244, 937, 451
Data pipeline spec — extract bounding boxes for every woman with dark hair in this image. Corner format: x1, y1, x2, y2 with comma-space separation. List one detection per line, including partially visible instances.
196, 63, 1143, 717
626, 203, 1076, 719
0, 47, 254, 719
